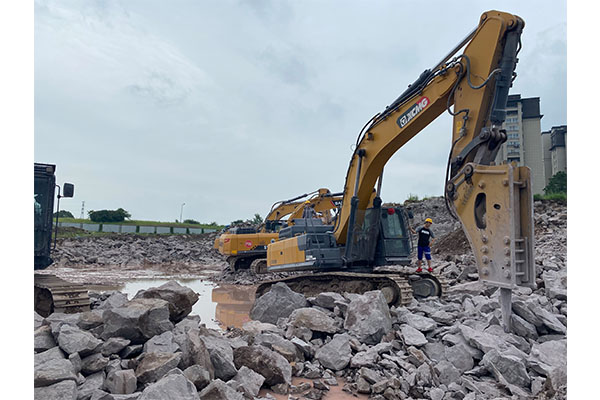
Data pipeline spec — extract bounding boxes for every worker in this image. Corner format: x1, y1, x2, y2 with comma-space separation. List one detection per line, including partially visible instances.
410, 218, 435, 273
302, 200, 318, 218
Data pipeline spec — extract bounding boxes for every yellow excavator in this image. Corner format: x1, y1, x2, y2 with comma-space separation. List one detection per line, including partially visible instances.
215, 188, 343, 271
257, 10, 535, 318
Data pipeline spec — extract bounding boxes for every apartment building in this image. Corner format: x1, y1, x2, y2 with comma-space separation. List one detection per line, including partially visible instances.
541, 125, 567, 187
495, 94, 546, 195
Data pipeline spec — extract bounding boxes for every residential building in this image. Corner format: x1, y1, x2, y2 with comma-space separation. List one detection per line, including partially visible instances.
541, 125, 567, 186
494, 94, 546, 195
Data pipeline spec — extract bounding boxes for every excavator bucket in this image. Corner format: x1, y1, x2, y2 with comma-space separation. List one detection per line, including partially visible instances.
451, 163, 535, 289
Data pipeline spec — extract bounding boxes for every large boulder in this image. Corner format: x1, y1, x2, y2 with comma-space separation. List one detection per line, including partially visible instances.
57, 325, 103, 357
34, 358, 77, 387
233, 345, 292, 386
528, 339, 567, 392
81, 353, 110, 375
101, 337, 131, 357
104, 369, 137, 395
288, 308, 337, 334
183, 365, 211, 391
35, 325, 57, 353
198, 330, 237, 381
253, 333, 300, 362
173, 328, 215, 378
198, 379, 243, 400
228, 366, 265, 398
400, 325, 428, 347
135, 352, 183, 384
344, 291, 392, 345
102, 298, 174, 343
143, 331, 180, 354
398, 313, 437, 332
249, 283, 308, 324
138, 370, 199, 400
34, 379, 77, 400
76, 371, 105, 400
482, 349, 531, 389
314, 333, 352, 371
134, 281, 199, 323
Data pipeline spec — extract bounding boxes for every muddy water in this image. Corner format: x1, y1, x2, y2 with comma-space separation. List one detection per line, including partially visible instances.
90, 278, 256, 330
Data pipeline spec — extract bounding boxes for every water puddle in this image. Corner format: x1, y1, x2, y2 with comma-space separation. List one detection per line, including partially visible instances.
90, 278, 256, 330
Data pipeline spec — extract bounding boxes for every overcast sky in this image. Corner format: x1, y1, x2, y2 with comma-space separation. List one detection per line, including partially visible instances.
33, 0, 567, 225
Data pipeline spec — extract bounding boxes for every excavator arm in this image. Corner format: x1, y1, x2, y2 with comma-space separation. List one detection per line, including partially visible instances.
334, 10, 534, 290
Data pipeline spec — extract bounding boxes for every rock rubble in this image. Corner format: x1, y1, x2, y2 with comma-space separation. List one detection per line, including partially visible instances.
34, 198, 566, 399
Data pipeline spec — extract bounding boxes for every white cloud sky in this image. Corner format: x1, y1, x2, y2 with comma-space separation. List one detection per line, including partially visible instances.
33, 0, 567, 224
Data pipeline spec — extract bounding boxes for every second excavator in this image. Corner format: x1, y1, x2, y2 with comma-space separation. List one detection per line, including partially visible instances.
255, 10, 535, 311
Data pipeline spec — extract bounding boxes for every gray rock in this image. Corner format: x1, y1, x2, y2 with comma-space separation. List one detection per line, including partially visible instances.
482, 349, 531, 388
254, 332, 299, 362
35, 346, 66, 368
250, 282, 308, 325
77, 371, 105, 400
531, 305, 567, 334
315, 334, 352, 371
35, 312, 45, 330
512, 300, 544, 328
81, 353, 110, 375
399, 313, 437, 332
429, 310, 455, 325
135, 352, 182, 384
133, 280, 199, 323
445, 344, 474, 373
528, 339, 567, 390
35, 325, 57, 353
511, 314, 539, 340
34, 358, 77, 387
290, 337, 314, 359
400, 325, 428, 346
198, 379, 243, 400
198, 330, 237, 381
34, 379, 77, 400
173, 328, 215, 378
97, 292, 129, 310
120, 345, 143, 359
229, 366, 265, 397
241, 320, 281, 335
77, 310, 105, 331
542, 270, 567, 300
69, 353, 82, 375
344, 291, 392, 345
233, 345, 292, 386
46, 313, 82, 337
101, 338, 131, 357
57, 324, 103, 357
311, 292, 346, 310
102, 298, 174, 343
183, 365, 211, 391
143, 331, 180, 354
459, 324, 526, 360
138, 372, 199, 400
289, 307, 337, 334
350, 350, 378, 368
422, 342, 447, 363
434, 360, 461, 386
105, 369, 137, 395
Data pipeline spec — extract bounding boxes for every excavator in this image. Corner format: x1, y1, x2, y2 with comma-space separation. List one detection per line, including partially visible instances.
256, 10, 535, 320
216, 188, 342, 271
34, 163, 91, 317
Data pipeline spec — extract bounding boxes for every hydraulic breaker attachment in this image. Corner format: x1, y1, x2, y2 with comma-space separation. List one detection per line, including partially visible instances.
448, 163, 535, 331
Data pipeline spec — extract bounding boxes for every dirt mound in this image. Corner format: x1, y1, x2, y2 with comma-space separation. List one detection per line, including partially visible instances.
434, 227, 471, 257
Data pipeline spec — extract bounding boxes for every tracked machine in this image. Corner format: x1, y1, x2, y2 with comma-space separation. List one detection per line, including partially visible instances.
256, 10, 535, 310
216, 188, 342, 271
34, 163, 91, 316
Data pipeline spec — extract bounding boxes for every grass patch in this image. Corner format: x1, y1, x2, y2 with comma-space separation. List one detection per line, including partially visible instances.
534, 193, 567, 204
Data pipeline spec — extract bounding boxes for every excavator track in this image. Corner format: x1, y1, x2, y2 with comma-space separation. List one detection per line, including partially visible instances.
255, 271, 445, 307
34, 274, 91, 317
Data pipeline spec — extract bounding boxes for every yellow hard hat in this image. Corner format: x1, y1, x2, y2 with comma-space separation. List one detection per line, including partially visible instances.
305, 200, 311, 204
425, 218, 433, 223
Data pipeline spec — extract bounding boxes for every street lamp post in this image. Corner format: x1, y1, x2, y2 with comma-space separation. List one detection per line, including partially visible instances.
180, 203, 185, 223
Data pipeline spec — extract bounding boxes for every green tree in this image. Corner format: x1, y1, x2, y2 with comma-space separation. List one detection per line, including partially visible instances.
183, 219, 200, 224
53, 210, 74, 218
251, 213, 263, 224
88, 208, 132, 223
544, 171, 567, 195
